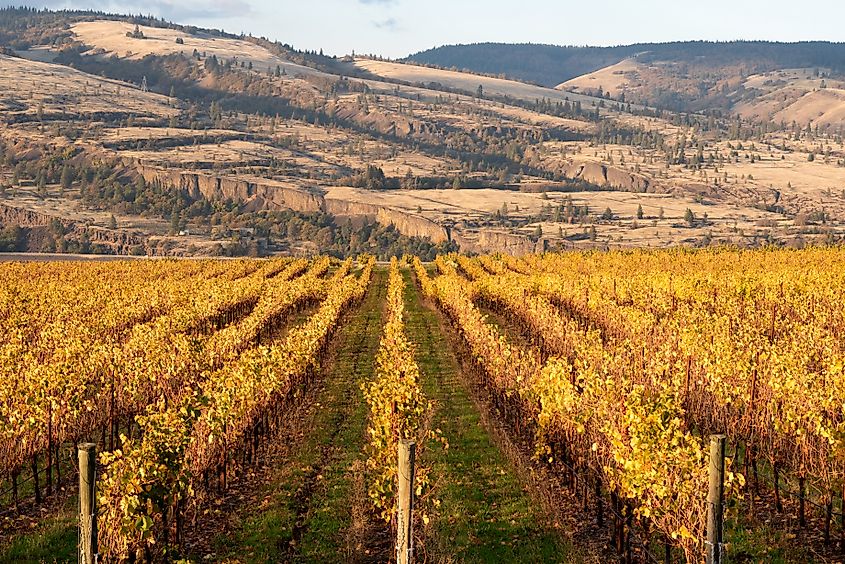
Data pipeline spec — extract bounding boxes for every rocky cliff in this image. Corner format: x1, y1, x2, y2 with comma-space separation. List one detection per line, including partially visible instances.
0, 203, 145, 254
324, 198, 449, 243
452, 229, 545, 256
134, 165, 324, 213
560, 161, 651, 192
136, 164, 450, 244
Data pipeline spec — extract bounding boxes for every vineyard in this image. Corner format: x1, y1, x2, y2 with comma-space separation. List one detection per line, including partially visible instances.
1, 249, 844, 562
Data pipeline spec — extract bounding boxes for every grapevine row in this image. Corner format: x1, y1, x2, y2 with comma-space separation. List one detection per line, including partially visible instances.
363, 257, 434, 522
97, 258, 374, 559
0, 258, 319, 481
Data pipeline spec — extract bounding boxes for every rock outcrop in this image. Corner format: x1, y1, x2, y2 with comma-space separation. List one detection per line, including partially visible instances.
560, 161, 651, 193
0, 203, 145, 254
452, 229, 545, 256
135, 165, 324, 213
325, 199, 449, 243
136, 164, 450, 244
0, 204, 66, 228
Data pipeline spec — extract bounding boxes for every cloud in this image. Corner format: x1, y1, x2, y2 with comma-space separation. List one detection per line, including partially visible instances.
10, 0, 252, 21
359, 0, 398, 5
372, 17, 400, 31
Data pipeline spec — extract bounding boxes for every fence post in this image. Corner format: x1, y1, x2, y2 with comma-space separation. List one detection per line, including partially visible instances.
706, 434, 726, 564
397, 439, 416, 564
78, 443, 98, 564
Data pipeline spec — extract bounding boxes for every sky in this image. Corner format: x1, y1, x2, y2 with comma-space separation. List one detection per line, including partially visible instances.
12, 0, 845, 58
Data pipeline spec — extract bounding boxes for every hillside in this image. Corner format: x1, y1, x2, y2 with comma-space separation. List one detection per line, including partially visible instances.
68, 21, 328, 79
350, 57, 611, 110
409, 41, 845, 113
0, 9, 842, 259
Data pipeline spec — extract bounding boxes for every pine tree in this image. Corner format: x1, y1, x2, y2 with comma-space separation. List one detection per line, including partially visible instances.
170, 205, 181, 234
60, 165, 73, 192
684, 208, 696, 227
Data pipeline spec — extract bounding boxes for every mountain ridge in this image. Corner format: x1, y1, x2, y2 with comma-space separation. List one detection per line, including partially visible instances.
406, 40, 845, 90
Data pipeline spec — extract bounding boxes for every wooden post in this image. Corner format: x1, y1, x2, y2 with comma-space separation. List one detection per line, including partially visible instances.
706, 434, 726, 564
47, 403, 52, 497
55, 442, 61, 493
798, 476, 806, 528
624, 503, 633, 564
78, 443, 98, 564
397, 439, 416, 564
824, 496, 832, 544
11, 472, 18, 511
595, 478, 604, 528
751, 457, 759, 495
109, 374, 115, 452
31, 455, 41, 504
840, 483, 845, 553
610, 490, 620, 549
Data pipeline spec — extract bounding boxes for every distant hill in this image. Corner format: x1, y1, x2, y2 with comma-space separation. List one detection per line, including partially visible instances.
406, 43, 632, 87
407, 41, 845, 112
407, 42, 845, 86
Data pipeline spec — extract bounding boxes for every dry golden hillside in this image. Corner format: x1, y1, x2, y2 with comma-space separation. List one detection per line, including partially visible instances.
735, 69, 845, 128
0, 53, 177, 119
352, 58, 609, 108
70, 20, 326, 79
0, 15, 843, 258
556, 58, 642, 98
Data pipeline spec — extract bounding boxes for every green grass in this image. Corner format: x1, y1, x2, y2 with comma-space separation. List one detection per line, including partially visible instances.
402, 269, 575, 563
724, 501, 820, 563
213, 268, 388, 562
0, 495, 77, 563
726, 516, 811, 563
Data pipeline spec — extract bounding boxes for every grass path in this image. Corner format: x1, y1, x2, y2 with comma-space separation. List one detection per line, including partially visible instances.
402, 270, 575, 563
211, 269, 389, 563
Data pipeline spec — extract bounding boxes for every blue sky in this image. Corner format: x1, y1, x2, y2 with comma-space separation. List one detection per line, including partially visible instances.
13, 0, 845, 58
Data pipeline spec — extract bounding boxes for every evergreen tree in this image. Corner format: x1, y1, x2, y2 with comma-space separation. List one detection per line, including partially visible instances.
684, 208, 696, 226
60, 165, 73, 192
170, 205, 181, 234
